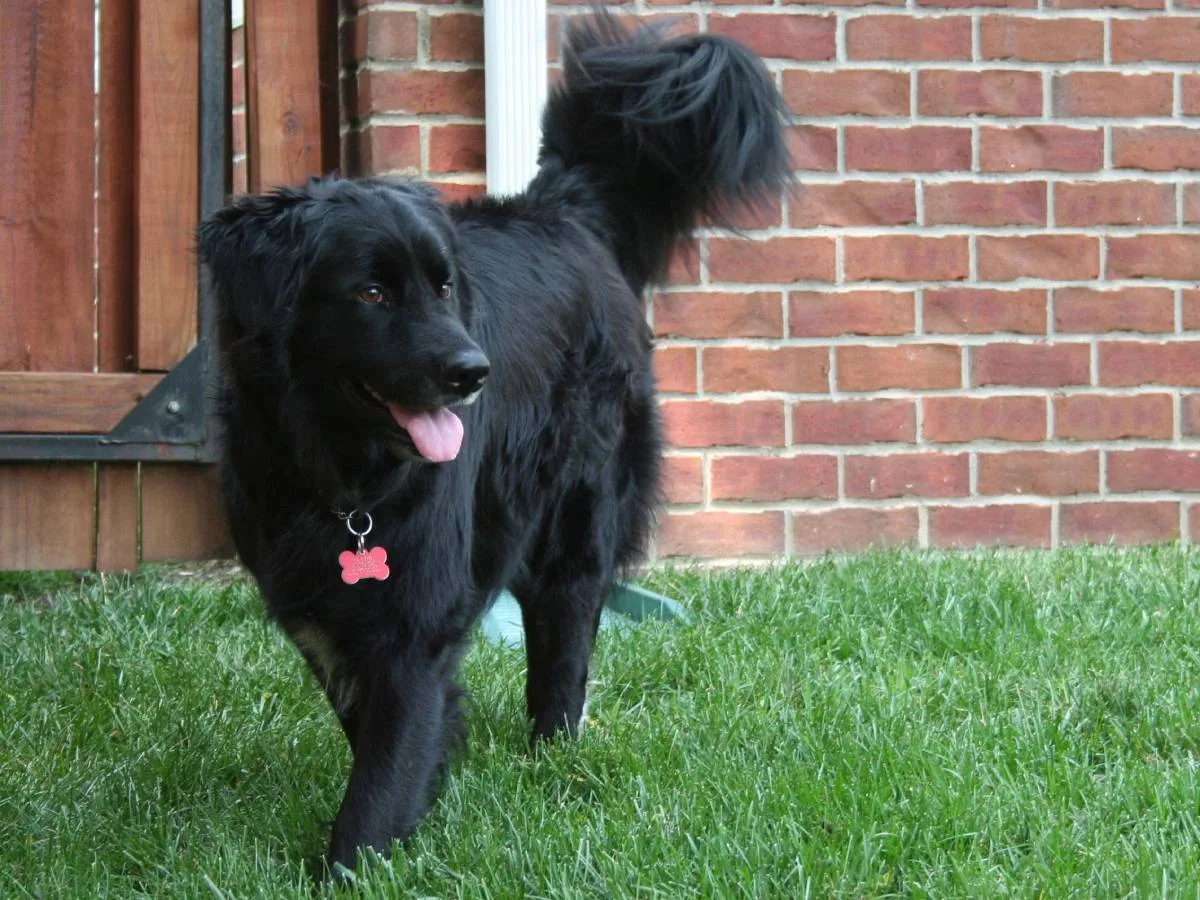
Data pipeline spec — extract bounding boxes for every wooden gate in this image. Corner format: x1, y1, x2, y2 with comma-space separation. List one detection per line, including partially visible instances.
0, 0, 337, 571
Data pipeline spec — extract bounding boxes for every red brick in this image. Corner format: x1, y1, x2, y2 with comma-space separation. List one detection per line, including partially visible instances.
1061, 502, 1180, 545
358, 125, 421, 173
920, 0, 1035, 7
789, 126, 838, 172
1184, 290, 1200, 330
978, 450, 1099, 496
792, 507, 919, 555
924, 181, 1046, 226
428, 182, 486, 204
846, 16, 971, 60
844, 236, 969, 282
846, 453, 969, 499
929, 505, 1052, 549
793, 399, 917, 445
1182, 185, 1200, 224
708, 13, 835, 60
351, 10, 418, 61
709, 237, 836, 284
980, 17, 1104, 62
232, 110, 246, 155
654, 292, 783, 339
716, 195, 783, 231
657, 512, 785, 558
573, 11, 699, 36
1055, 181, 1175, 227
360, 69, 484, 116
923, 396, 1047, 442
1184, 394, 1200, 434
980, 126, 1103, 173
1053, 394, 1174, 440
667, 240, 700, 286
924, 289, 1047, 335
232, 61, 246, 107
1100, 341, 1200, 388
1108, 449, 1200, 493
661, 400, 786, 448
1054, 287, 1175, 334
662, 456, 703, 505
845, 127, 972, 172
783, 0, 904, 6
347, 0, 456, 6
711, 455, 838, 502
1181, 186, 1200, 227
428, 124, 484, 174
977, 235, 1100, 281
837, 345, 961, 391
1185, 76, 1200, 116
1108, 236, 1200, 281
918, 70, 1043, 117
1054, 73, 1173, 118
972, 343, 1090, 387
547, 13, 562, 63
703, 347, 830, 394
1112, 128, 1200, 171
1113, 19, 1200, 62
788, 182, 916, 228
784, 70, 908, 117
1050, 0, 1162, 8
654, 347, 697, 393
429, 12, 483, 61
789, 291, 915, 337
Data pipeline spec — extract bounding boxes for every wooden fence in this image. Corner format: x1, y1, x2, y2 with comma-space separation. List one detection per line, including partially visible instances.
0, 0, 337, 571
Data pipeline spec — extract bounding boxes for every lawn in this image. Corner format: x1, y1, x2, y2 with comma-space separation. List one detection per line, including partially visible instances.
3, 548, 1200, 898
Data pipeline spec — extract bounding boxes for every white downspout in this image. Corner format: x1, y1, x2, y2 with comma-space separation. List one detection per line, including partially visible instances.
483, 0, 548, 197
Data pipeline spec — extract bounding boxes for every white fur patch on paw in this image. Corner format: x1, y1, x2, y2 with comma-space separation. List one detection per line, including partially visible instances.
577, 681, 597, 733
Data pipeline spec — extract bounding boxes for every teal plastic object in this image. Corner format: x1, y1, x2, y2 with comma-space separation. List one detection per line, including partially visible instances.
479, 581, 689, 648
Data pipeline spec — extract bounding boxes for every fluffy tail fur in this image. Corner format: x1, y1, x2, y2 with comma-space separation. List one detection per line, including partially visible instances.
531, 12, 791, 292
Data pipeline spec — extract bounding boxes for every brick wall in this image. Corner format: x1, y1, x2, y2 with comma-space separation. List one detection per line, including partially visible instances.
333, 1, 1200, 561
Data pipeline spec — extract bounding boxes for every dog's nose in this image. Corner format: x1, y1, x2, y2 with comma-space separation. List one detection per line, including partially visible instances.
442, 349, 490, 397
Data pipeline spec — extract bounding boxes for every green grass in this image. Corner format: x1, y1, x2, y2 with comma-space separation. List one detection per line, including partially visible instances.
4, 548, 1200, 898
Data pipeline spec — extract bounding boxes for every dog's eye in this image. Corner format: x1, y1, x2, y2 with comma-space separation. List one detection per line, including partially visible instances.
359, 286, 385, 304
439, 282, 453, 301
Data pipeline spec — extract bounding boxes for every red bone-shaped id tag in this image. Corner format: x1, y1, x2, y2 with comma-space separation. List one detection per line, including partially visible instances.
337, 510, 390, 585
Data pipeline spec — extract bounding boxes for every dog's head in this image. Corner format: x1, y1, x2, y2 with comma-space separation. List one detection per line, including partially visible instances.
198, 177, 487, 465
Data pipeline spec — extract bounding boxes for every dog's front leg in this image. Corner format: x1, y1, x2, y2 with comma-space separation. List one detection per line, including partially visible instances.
325, 644, 460, 874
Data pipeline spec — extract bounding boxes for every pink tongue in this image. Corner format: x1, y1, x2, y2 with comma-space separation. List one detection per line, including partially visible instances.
385, 404, 464, 462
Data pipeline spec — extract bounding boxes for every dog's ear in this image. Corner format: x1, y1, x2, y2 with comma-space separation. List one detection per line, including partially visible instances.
197, 189, 310, 335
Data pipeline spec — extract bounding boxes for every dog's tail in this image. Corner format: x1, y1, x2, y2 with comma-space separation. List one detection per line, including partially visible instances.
530, 12, 791, 292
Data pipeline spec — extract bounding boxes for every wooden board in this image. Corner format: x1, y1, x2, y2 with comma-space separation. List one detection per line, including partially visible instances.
96, 464, 139, 572
140, 465, 232, 562
0, 465, 96, 570
98, 0, 137, 373
135, 0, 200, 371
0, 373, 163, 433
245, 0, 328, 191
0, 0, 98, 372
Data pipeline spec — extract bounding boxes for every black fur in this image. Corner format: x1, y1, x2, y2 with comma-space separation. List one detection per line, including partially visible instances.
197, 13, 789, 875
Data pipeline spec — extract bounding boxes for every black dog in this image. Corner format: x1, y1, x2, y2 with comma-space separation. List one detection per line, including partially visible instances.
198, 13, 788, 873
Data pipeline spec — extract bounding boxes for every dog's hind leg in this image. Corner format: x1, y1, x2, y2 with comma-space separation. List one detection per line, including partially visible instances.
513, 485, 618, 743
517, 574, 606, 743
